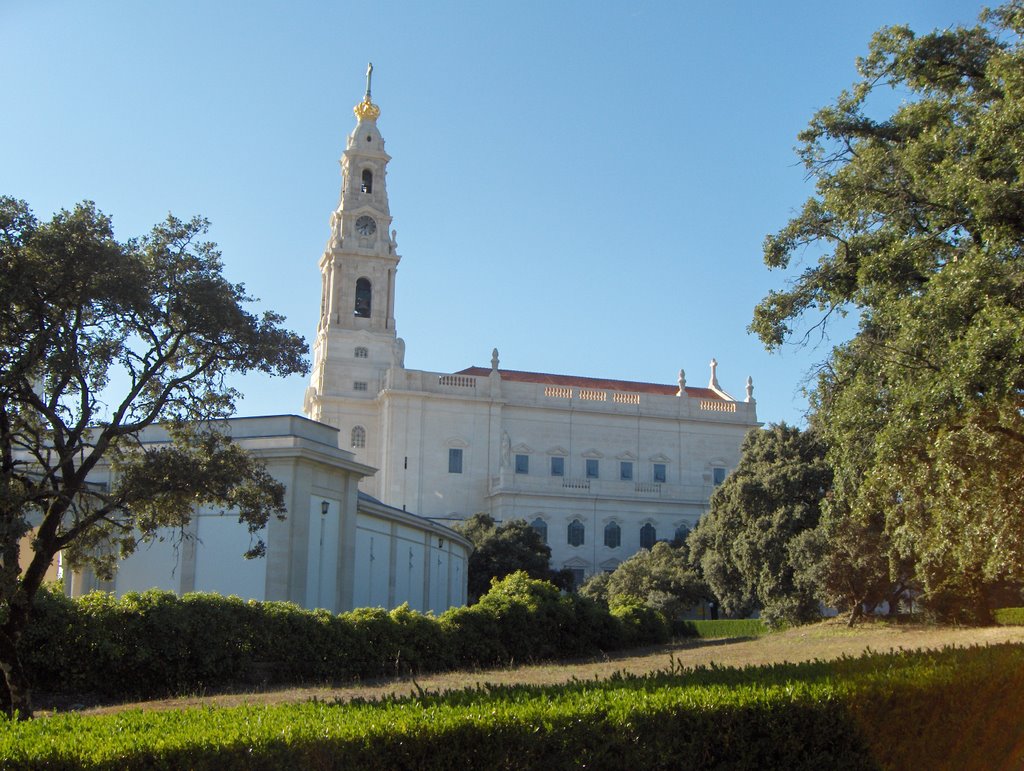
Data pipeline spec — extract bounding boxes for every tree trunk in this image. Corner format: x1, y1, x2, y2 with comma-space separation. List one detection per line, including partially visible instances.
847, 603, 863, 627
0, 625, 32, 720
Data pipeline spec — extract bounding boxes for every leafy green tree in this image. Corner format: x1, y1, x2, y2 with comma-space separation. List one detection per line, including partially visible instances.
455, 513, 570, 602
0, 198, 307, 718
581, 541, 706, 623
688, 424, 831, 625
751, 3, 1024, 621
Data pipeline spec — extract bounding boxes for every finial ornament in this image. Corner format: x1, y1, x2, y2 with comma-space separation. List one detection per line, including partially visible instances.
677, 368, 686, 395
745, 376, 755, 403
491, 348, 500, 371
354, 62, 381, 121
709, 358, 721, 390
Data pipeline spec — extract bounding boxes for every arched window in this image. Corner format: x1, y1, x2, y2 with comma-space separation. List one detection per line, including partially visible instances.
351, 425, 366, 448
604, 521, 621, 549
354, 346, 368, 358
568, 519, 585, 547
673, 524, 690, 546
354, 278, 371, 318
531, 517, 548, 544
640, 523, 657, 549
361, 169, 373, 194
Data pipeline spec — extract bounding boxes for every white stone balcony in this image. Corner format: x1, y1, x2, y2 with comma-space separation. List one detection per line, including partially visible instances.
487, 472, 708, 504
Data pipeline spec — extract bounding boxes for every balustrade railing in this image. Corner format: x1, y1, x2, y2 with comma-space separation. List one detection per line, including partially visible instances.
699, 400, 737, 412
438, 375, 476, 388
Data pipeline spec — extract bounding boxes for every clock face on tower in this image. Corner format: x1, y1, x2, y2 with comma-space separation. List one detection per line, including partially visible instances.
355, 215, 377, 237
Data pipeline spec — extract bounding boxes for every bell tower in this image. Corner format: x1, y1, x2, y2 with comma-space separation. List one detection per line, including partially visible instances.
305, 64, 405, 428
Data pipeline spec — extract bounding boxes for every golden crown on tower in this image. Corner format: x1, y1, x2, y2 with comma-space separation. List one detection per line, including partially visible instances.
353, 97, 380, 121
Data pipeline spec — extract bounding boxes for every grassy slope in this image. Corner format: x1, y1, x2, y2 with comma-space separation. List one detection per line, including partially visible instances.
66, 619, 1024, 717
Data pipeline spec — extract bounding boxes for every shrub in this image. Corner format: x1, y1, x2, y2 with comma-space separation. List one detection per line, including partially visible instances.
18, 574, 679, 701
993, 607, 1024, 626
611, 600, 671, 646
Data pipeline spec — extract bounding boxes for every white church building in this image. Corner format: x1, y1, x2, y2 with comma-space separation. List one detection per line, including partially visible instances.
303, 72, 761, 586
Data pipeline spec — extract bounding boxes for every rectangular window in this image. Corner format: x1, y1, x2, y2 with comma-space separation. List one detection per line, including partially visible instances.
448, 448, 463, 474
586, 459, 599, 479
569, 568, 586, 589
713, 466, 727, 486
653, 463, 666, 483
353, 381, 368, 391
619, 461, 633, 481
550, 456, 564, 476
515, 453, 529, 474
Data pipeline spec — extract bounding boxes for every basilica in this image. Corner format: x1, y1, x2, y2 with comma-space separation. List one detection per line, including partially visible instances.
303, 70, 760, 586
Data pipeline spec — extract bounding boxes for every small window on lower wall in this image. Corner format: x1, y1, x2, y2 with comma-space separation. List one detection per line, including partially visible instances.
585, 459, 599, 479
713, 466, 727, 486
568, 519, 585, 547
569, 568, 586, 589
640, 523, 657, 549
653, 463, 666, 483
620, 461, 633, 481
531, 517, 548, 543
448, 448, 463, 474
515, 454, 529, 474
550, 456, 564, 476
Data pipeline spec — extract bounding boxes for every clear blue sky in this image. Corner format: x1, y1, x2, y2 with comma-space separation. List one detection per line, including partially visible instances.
2, 0, 988, 427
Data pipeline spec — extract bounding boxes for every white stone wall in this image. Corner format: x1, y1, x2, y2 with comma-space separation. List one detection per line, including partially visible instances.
316, 367, 757, 584
68, 415, 471, 613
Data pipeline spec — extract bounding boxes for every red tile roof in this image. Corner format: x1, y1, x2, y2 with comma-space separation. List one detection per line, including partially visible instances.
453, 367, 726, 400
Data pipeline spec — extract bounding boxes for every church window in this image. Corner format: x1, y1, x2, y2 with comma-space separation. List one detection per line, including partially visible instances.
568, 519, 585, 547
353, 381, 368, 391
448, 448, 463, 474
569, 568, 586, 589
354, 278, 372, 318
515, 454, 529, 474
713, 466, 727, 486
351, 426, 366, 448
653, 463, 666, 483
361, 169, 373, 193
604, 521, 621, 549
531, 517, 548, 543
550, 457, 564, 476
354, 346, 369, 358
586, 459, 599, 479
620, 461, 633, 481
674, 524, 690, 545
640, 523, 657, 549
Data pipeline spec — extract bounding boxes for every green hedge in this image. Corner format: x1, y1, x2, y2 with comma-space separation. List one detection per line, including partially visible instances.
677, 619, 767, 638
3, 644, 1022, 769
18, 573, 670, 700
993, 607, 1024, 626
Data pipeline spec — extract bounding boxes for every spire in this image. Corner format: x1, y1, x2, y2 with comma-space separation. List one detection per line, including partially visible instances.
354, 62, 381, 122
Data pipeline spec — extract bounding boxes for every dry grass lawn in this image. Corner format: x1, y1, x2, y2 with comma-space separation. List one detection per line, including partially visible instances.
68, 620, 1024, 717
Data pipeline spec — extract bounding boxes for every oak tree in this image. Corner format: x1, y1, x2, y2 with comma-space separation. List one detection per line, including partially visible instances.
751, 3, 1024, 620
0, 198, 308, 717
688, 424, 830, 624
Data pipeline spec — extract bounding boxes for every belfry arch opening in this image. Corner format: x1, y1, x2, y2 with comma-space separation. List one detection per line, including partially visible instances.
361, 169, 373, 194
354, 278, 372, 318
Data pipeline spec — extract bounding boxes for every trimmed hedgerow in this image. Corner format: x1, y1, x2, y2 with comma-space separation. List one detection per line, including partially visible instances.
993, 607, 1024, 626
17, 573, 666, 700
677, 619, 768, 639
2, 644, 1023, 769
